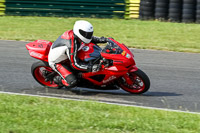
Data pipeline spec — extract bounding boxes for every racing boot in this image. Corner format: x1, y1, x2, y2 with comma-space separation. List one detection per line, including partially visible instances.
53, 76, 63, 86
53, 75, 74, 88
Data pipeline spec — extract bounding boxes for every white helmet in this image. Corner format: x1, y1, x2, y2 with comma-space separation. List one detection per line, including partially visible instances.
73, 20, 93, 44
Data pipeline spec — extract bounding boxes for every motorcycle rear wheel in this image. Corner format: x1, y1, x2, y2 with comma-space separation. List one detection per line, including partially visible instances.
31, 61, 60, 88
119, 69, 150, 94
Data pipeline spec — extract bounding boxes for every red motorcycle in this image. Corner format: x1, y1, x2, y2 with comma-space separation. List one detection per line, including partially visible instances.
26, 38, 150, 94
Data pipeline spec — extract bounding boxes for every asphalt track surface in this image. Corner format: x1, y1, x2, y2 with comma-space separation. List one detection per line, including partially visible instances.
1, 40, 200, 113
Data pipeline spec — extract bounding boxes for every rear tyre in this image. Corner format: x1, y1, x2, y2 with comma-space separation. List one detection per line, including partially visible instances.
118, 69, 150, 94
31, 61, 61, 88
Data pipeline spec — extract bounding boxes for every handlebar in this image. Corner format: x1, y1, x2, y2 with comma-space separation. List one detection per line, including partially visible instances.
96, 58, 112, 71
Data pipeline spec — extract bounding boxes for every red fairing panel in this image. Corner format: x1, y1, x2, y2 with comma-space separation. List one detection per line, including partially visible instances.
26, 40, 52, 62
77, 43, 95, 61
129, 65, 138, 72
82, 70, 126, 86
101, 52, 136, 68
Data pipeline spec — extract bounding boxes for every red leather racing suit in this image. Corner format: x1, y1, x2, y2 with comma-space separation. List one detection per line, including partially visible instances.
48, 30, 106, 87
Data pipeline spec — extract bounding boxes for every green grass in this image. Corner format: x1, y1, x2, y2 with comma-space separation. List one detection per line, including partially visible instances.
0, 93, 200, 133
1, 16, 200, 132
1, 16, 200, 53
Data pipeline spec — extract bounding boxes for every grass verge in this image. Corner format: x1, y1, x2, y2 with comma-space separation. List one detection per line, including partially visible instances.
0, 93, 200, 133
0, 16, 200, 53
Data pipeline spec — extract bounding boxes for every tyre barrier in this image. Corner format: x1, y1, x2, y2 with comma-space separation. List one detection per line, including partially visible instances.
0, 0, 5, 15
2, 0, 200, 23
182, 0, 196, 23
168, 0, 182, 22
125, 0, 141, 19
155, 0, 169, 20
139, 0, 155, 20
138, 0, 200, 23
196, 0, 200, 23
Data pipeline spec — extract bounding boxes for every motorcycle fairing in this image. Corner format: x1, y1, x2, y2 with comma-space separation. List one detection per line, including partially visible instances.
129, 65, 138, 72
80, 38, 138, 86
101, 39, 136, 67
101, 52, 136, 67
77, 43, 101, 62
26, 40, 52, 62
82, 64, 129, 86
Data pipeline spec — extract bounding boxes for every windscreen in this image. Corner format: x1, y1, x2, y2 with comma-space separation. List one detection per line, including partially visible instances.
102, 40, 123, 54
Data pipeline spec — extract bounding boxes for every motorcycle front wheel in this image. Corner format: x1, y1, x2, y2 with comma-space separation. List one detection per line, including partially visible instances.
118, 69, 150, 94
31, 61, 60, 88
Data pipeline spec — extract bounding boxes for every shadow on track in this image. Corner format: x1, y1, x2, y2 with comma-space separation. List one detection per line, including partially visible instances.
143, 91, 183, 97
21, 86, 182, 97
68, 87, 182, 97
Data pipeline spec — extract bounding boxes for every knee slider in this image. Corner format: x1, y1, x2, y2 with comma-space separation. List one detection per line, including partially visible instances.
65, 74, 77, 87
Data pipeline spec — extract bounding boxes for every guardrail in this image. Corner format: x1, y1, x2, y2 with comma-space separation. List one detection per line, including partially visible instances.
0, 0, 5, 15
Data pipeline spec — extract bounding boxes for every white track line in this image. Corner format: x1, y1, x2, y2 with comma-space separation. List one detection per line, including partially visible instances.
0, 91, 200, 115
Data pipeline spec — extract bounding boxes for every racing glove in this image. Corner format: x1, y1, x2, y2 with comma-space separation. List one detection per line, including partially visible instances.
92, 36, 109, 43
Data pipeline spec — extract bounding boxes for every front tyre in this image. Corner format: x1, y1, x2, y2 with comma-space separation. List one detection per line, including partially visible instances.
31, 61, 60, 88
118, 69, 150, 94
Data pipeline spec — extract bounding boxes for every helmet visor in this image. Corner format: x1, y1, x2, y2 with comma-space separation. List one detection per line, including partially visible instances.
79, 29, 93, 39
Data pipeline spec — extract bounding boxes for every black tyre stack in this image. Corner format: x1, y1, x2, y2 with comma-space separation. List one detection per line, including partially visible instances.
155, 0, 169, 20
139, 0, 200, 24
139, 0, 155, 20
196, 0, 200, 23
168, 0, 182, 22
182, 0, 196, 23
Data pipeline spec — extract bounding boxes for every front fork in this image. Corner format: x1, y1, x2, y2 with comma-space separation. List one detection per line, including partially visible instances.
121, 65, 138, 85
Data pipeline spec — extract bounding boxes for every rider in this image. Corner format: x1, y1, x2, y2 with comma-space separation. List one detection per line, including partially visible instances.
48, 20, 108, 88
